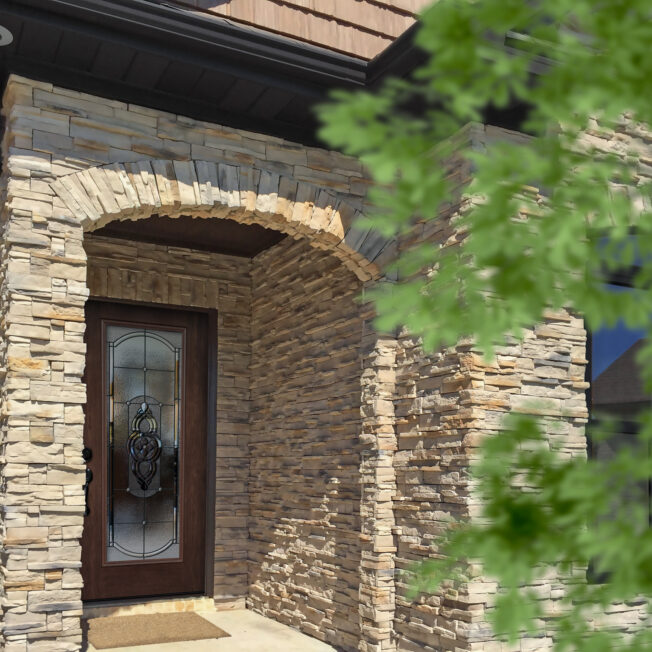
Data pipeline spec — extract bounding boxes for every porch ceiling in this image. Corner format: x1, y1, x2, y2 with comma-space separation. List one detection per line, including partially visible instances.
93, 215, 286, 258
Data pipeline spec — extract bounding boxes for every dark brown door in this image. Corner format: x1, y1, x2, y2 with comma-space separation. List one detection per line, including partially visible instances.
82, 301, 208, 601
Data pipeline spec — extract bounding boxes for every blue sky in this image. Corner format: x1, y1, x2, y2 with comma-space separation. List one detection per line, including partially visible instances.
592, 284, 645, 380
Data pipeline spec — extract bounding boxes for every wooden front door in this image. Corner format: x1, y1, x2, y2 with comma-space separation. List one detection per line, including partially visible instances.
82, 301, 209, 601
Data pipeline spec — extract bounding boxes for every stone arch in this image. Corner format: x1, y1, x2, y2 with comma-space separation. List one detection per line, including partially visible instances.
51, 159, 390, 281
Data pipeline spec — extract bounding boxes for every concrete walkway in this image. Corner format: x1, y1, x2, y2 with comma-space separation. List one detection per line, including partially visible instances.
86, 609, 337, 651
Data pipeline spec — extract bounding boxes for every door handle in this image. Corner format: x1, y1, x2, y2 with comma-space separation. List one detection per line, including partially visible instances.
83, 468, 93, 516
82, 447, 93, 516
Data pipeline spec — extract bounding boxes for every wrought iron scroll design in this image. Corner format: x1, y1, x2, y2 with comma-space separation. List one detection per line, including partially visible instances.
127, 402, 162, 491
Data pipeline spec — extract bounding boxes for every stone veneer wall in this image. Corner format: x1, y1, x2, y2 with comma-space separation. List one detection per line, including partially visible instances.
87, 232, 384, 652
387, 141, 570, 652
378, 131, 475, 650
1, 71, 651, 652
395, 313, 648, 651
0, 73, 385, 651
390, 121, 652, 651
248, 236, 365, 650
84, 234, 252, 605
392, 319, 590, 652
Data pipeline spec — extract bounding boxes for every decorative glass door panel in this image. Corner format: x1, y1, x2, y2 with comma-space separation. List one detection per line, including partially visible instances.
82, 301, 209, 601
106, 326, 183, 563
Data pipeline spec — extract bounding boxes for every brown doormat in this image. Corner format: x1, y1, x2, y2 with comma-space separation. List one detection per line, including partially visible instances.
87, 612, 230, 649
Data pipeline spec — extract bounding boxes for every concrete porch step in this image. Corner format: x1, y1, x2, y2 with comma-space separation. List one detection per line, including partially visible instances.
84, 608, 337, 652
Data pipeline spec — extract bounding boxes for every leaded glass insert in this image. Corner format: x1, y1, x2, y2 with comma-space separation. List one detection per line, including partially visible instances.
106, 325, 183, 562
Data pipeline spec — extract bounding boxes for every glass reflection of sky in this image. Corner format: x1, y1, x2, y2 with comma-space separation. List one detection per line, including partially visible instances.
591, 285, 645, 381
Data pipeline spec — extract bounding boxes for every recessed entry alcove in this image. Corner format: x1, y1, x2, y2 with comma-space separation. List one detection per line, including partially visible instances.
80, 203, 370, 650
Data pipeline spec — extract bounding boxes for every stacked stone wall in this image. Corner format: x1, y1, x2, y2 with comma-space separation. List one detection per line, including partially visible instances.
0, 141, 8, 647
358, 323, 399, 652
84, 234, 252, 606
388, 131, 478, 651
248, 236, 365, 650
457, 118, 652, 650
456, 314, 590, 652
0, 73, 381, 651
390, 121, 652, 651
388, 127, 591, 652
1, 71, 650, 652
0, 81, 89, 651
393, 338, 476, 652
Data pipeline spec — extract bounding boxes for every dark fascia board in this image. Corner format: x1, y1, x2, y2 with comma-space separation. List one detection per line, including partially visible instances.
367, 23, 424, 87
6, 0, 369, 88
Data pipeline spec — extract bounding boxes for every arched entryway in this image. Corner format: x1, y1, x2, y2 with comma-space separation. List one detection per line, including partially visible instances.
45, 158, 396, 651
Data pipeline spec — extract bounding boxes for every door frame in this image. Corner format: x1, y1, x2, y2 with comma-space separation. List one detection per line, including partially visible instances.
82, 296, 218, 600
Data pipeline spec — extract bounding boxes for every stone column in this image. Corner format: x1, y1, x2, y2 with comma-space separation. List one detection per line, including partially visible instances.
359, 307, 398, 652
1, 80, 87, 651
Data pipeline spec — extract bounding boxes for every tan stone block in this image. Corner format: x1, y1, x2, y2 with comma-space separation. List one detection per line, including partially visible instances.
5, 526, 48, 546
8, 356, 49, 373
87, 167, 121, 215
47, 465, 85, 485
4, 573, 46, 591
39, 506, 83, 530
275, 175, 298, 219
63, 174, 103, 222
31, 302, 85, 323
30, 381, 86, 404
255, 170, 280, 214
290, 182, 317, 226
194, 160, 219, 208
28, 589, 82, 613
30, 425, 54, 443
6, 439, 65, 463
2, 610, 47, 635
239, 166, 260, 212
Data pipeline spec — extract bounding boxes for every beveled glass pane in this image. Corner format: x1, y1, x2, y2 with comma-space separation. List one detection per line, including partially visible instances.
113, 368, 145, 404
144, 521, 176, 557
111, 524, 145, 559
112, 403, 129, 448
112, 329, 145, 369
159, 406, 175, 446
146, 370, 175, 406
113, 490, 143, 524
145, 489, 175, 523
111, 447, 130, 492
145, 333, 176, 371
105, 324, 183, 562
